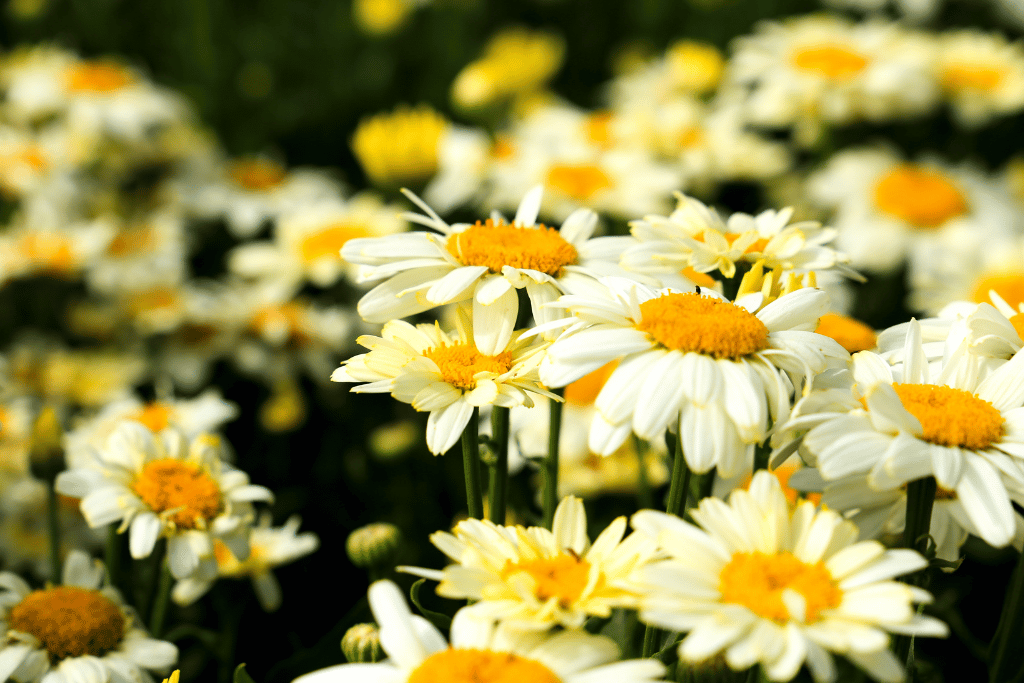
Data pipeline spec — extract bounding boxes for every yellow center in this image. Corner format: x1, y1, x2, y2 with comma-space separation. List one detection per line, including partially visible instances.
666, 40, 725, 94
9, 586, 125, 660
636, 293, 770, 359
132, 403, 174, 432
299, 223, 370, 263
130, 458, 222, 529
893, 383, 1004, 450
815, 313, 877, 353
791, 44, 868, 80
545, 164, 614, 201
423, 342, 513, 391
585, 112, 614, 148
719, 551, 842, 623
971, 273, 1024, 311
942, 64, 1005, 93
873, 165, 968, 229
446, 218, 578, 276
107, 225, 156, 257
564, 361, 617, 406
66, 61, 133, 92
501, 553, 592, 606
126, 287, 181, 315
18, 233, 75, 273
228, 159, 286, 192
408, 649, 561, 683
351, 105, 447, 186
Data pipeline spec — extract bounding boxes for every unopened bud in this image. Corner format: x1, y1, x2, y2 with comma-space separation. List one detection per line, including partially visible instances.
342, 623, 384, 663
346, 522, 401, 571
29, 405, 64, 483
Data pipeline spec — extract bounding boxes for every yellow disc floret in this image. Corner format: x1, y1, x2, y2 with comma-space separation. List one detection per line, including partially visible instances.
446, 218, 578, 276
873, 165, 968, 229
791, 44, 868, 80
501, 553, 592, 606
66, 61, 133, 92
893, 383, 1004, 450
9, 586, 125, 660
942, 64, 1005, 94
408, 648, 561, 683
299, 223, 370, 263
423, 342, 514, 391
815, 313, 877, 353
351, 105, 447, 186
131, 458, 222, 529
719, 551, 842, 623
564, 361, 617, 406
545, 164, 614, 201
132, 402, 174, 432
971, 273, 1024, 310
636, 293, 770, 359
228, 159, 286, 192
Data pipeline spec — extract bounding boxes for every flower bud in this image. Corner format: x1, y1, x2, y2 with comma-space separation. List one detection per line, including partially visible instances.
341, 623, 383, 663
346, 523, 401, 571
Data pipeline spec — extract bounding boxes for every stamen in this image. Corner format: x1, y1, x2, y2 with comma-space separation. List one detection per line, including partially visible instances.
636, 292, 769, 359
9, 586, 125, 660
893, 383, 1004, 450
719, 551, 842, 623
423, 342, 514, 391
446, 218, 577, 276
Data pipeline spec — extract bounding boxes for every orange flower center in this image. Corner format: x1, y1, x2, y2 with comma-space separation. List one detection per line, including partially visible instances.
66, 61, 133, 92
229, 159, 286, 192
942, 64, 1005, 93
132, 403, 174, 432
791, 44, 868, 81
719, 551, 842, 623
130, 458, 222, 529
971, 273, 1024, 310
873, 165, 968, 229
9, 586, 125, 660
408, 649, 560, 683
18, 233, 75, 273
126, 287, 181, 315
893, 383, 1004, 450
423, 342, 514, 391
584, 112, 614, 148
564, 361, 617, 406
107, 225, 156, 257
299, 223, 370, 263
501, 553, 592, 606
545, 164, 614, 201
815, 313, 876, 353
636, 293, 770, 359
446, 218, 578, 276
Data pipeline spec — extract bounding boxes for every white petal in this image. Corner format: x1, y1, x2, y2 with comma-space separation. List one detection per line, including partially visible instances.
473, 286, 518, 356
129, 513, 162, 560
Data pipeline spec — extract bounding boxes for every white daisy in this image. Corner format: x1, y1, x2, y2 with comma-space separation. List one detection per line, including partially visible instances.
539, 279, 847, 476
788, 319, 1024, 549
332, 306, 555, 455
294, 580, 665, 683
400, 495, 657, 631
632, 471, 948, 682
0, 550, 177, 683
54, 423, 273, 579
343, 185, 632, 355
935, 29, 1024, 128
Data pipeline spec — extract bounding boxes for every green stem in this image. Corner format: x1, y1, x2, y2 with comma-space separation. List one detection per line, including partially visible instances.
542, 389, 564, 529
461, 409, 484, 520
488, 407, 510, 524
634, 436, 653, 510
989, 547, 1024, 682
105, 524, 121, 590
149, 560, 173, 638
894, 476, 936, 667
46, 485, 61, 582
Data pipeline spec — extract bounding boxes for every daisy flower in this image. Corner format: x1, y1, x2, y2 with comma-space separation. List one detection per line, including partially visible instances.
787, 319, 1024, 549
54, 423, 273, 579
294, 580, 665, 683
808, 147, 1018, 274
342, 185, 631, 355
539, 279, 847, 476
624, 192, 856, 281
935, 29, 1024, 128
632, 471, 948, 683
172, 513, 319, 611
0, 550, 177, 683
401, 496, 657, 631
331, 307, 555, 455
83, 207, 188, 297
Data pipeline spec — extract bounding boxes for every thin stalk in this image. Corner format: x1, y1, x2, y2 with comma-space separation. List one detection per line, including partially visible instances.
633, 435, 653, 510
45, 485, 61, 582
105, 524, 121, 589
542, 389, 564, 529
488, 407, 510, 524
149, 560, 173, 638
893, 476, 936, 666
461, 408, 484, 520
989, 547, 1024, 682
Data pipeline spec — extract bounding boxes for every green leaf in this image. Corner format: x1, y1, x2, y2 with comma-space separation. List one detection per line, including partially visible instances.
234, 664, 257, 683
409, 579, 452, 633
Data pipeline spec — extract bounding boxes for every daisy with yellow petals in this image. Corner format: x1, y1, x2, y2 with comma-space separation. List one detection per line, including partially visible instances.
331, 307, 556, 455
55, 423, 273, 579
632, 471, 947, 683
540, 278, 847, 476
0, 550, 177, 683
294, 580, 665, 683
402, 496, 657, 631
342, 185, 630, 355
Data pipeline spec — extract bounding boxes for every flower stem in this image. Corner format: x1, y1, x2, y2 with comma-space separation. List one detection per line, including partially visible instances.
461, 408, 484, 519
634, 435, 653, 510
46, 484, 61, 582
488, 407, 510, 524
542, 389, 564, 529
149, 560, 173, 638
893, 476, 936, 667
989, 545, 1024, 682
105, 524, 121, 589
